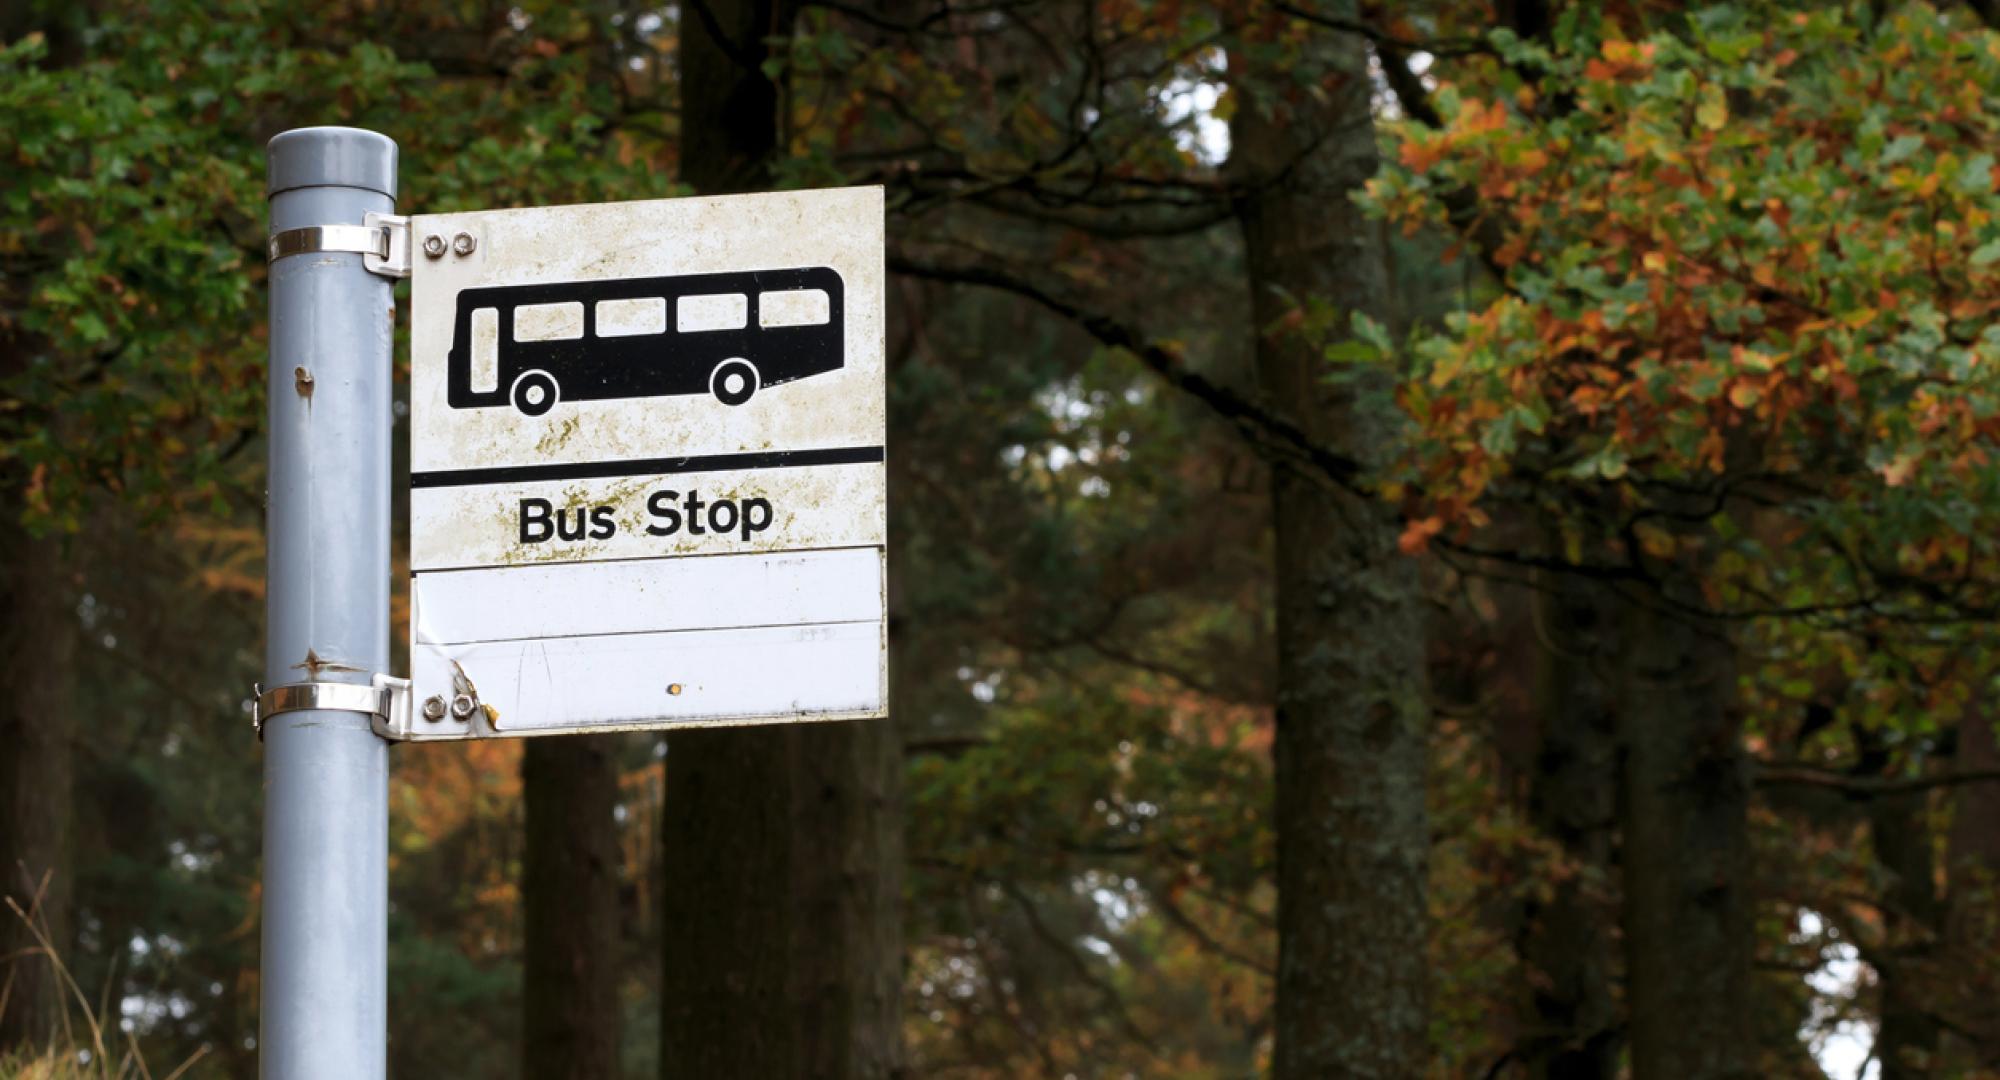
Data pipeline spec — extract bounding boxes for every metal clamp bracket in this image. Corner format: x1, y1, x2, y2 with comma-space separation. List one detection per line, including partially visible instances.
253, 672, 414, 742
266, 212, 411, 279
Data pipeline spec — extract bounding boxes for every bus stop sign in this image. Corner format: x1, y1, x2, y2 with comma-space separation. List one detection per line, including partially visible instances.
402, 188, 887, 739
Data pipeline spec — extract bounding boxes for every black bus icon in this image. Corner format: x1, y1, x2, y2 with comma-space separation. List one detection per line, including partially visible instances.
446, 266, 844, 416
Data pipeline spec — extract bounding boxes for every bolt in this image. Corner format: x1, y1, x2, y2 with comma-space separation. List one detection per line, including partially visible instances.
450, 692, 477, 719
422, 234, 447, 258
451, 232, 476, 257
422, 695, 447, 721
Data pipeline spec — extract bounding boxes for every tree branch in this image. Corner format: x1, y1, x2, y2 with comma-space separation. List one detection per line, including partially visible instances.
683, 0, 768, 72
1271, 2, 1492, 59
1755, 763, 2000, 797
888, 254, 1368, 495
1374, 39, 1442, 128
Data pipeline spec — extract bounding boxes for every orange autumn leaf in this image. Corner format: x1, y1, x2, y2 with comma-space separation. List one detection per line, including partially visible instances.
1400, 138, 1446, 171
1398, 515, 1445, 554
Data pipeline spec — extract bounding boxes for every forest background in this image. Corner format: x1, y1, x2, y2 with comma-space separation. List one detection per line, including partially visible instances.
6, 1, 2000, 1078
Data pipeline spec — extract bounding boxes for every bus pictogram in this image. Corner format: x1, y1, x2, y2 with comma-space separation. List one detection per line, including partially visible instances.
446, 266, 844, 416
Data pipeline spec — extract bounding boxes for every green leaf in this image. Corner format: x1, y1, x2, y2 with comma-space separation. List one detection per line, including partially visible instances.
1323, 340, 1381, 364
1956, 153, 1995, 196
1881, 134, 1925, 166
73, 311, 109, 345
1696, 83, 1728, 131
1352, 311, 1394, 355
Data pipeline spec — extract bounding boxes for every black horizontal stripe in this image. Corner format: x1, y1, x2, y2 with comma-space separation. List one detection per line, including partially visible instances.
411, 445, 885, 489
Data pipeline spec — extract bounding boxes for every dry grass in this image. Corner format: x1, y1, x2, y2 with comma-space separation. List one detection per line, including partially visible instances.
0, 873, 207, 1080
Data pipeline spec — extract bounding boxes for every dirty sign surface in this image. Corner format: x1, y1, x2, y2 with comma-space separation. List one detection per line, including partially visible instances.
405, 188, 886, 739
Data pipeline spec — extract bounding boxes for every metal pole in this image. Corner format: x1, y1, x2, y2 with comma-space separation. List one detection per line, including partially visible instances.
262, 127, 396, 1079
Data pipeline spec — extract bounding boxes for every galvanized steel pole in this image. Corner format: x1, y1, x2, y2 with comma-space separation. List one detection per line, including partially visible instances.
262, 127, 396, 1079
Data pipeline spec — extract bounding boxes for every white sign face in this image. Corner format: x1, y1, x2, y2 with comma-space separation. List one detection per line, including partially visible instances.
405, 188, 886, 739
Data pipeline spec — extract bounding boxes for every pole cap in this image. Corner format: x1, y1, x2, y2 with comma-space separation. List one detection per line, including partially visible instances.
267, 127, 398, 199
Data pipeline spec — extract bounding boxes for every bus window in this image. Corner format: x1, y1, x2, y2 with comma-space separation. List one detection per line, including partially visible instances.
596, 297, 666, 338
516, 302, 585, 342
677, 294, 748, 333
758, 289, 831, 328
470, 307, 500, 393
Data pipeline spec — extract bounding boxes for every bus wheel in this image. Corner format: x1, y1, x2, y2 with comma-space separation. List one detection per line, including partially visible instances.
711, 359, 759, 406
511, 370, 559, 417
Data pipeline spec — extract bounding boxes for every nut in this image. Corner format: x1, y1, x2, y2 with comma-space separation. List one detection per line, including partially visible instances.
421, 695, 447, 721
450, 692, 477, 719
422, 234, 447, 258
451, 232, 476, 257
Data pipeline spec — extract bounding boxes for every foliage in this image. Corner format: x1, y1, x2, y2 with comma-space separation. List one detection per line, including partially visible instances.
0, 0, 683, 531
1372, 4, 2000, 592
1, 30, 263, 530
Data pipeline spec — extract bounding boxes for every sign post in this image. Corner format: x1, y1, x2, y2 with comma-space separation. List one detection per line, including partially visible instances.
261, 127, 396, 1079
256, 128, 886, 1074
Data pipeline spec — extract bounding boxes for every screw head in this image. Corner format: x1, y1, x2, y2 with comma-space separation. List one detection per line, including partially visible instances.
422, 234, 447, 258
451, 232, 476, 257
450, 692, 477, 719
421, 695, 447, 721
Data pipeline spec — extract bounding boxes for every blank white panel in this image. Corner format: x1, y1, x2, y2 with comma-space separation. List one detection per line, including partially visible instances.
413, 620, 885, 732
413, 548, 882, 644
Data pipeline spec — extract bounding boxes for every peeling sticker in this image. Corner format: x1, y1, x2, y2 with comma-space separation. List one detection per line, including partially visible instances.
447, 658, 478, 697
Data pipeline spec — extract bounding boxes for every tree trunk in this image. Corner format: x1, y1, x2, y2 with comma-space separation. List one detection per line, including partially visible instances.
1868, 782, 1941, 1079
660, 724, 903, 1078
522, 737, 623, 1079
1946, 707, 2000, 1066
658, 1, 905, 1075
1230, 15, 1431, 1076
1518, 569, 1620, 1080
0, 16, 81, 1045
0, 527, 76, 1052
1616, 591, 1752, 1079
